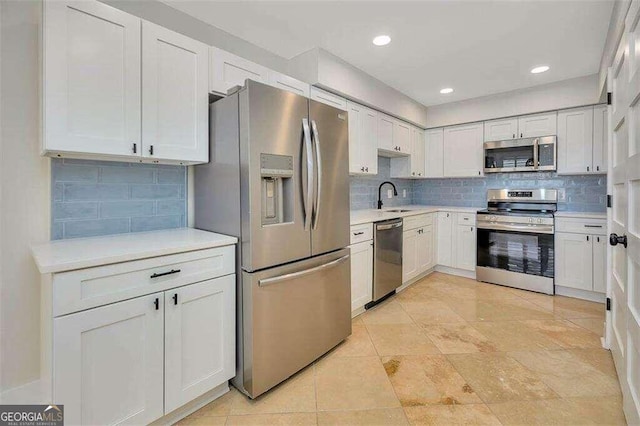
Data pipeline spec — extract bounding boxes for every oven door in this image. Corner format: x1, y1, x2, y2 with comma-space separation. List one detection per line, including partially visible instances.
476, 224, 555, 294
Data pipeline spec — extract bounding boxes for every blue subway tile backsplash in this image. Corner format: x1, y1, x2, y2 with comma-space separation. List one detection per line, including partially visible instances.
350, 157, 414, 210
51, 159, 187, 240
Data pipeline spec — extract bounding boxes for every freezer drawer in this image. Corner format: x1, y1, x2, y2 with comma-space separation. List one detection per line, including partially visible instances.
238, 248, 351, 398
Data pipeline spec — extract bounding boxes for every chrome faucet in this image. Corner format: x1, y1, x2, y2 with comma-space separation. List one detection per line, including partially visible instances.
377, 181, 398, 210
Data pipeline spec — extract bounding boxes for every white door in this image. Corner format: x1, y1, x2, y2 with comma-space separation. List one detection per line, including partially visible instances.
394, 120, 412, 154
350, 241, 373, 311
347, 102, 363, 174
607, 8, 640, 421
43, 0, 141, 158
378, 114, 395, 152
142, 21, 209, 163
164, 276, 235, 413
54, 293, 164, 425
517, 112, 557, 138
411, 127, 426, 177
593, 234, 607, 293
425, 128, 444, 178
437, 212, 454, 267
557, 106, 594, 174
362, 107, 379, 174
402, 230, 418, 282
209, 46, 270, 94
443, 123, 483, 177
555, 232, 593, 291
267, 72, 310, 97
455, 224, 476, 271
484, 118, 518, 141
593, 104, 609, 173
416, 226, 434, 272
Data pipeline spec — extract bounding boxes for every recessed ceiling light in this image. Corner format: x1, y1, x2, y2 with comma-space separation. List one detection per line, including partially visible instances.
440, 88, 454, 94
372, 35, 391, 46
531, 65, 550, 74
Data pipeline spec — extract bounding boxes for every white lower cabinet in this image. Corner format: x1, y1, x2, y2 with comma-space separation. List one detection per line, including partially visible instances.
455, 223, 476, 271
437, 211, 476, 271
54, 293, 165, 426
402, 229, 419, 282
437, 212, 454, 267
350, 240, 374, 312
402, 214, 436, 283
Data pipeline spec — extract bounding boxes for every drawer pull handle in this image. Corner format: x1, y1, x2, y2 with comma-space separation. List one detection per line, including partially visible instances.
584, 225, 603, 228
173, 293, 178, 305
150, 269, 181, 279
353, 231, 364, 236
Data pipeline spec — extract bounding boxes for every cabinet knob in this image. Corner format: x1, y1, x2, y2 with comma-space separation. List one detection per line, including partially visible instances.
596, 166, 600, 171
366, 167, 369, 172
587, 166, 590, 172
154, 298, 159, 310
132, 143, 137, 154
149, 145, 154, 156
520, 133, 523, 138
173, 293, 178, 305
512, 133, 515, 138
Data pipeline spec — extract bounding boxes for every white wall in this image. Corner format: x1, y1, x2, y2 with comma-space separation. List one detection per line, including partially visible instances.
426, 74, 601, 128
0, 0, 50, 394
599, 0, 631, 94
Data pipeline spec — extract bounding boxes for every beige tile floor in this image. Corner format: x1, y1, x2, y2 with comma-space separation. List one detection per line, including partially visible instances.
177, 272, 626, 426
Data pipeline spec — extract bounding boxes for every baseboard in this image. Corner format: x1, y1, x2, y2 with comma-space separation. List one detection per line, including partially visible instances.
555, 286, 606, 303
0, 379, 49, 404
150, 382, 230, 426
435, 265, 476, 279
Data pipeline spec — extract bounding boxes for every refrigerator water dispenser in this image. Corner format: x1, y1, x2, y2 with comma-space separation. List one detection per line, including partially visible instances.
260, 153, 294, 226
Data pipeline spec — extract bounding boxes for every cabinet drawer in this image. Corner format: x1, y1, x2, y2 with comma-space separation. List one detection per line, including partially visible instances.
350, 223, 373, 244
457, 213, 476, 225
404, 214, 433, 231
555, 218, 606, 235
53, 246, 235, 317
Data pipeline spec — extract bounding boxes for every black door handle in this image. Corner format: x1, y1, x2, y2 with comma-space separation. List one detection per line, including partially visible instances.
173, 293, 178, 305
154, 298, 159, 310
609, 233, 627, 248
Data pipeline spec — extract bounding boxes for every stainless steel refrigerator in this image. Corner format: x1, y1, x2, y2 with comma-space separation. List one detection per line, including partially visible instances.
195, 80, 351, 398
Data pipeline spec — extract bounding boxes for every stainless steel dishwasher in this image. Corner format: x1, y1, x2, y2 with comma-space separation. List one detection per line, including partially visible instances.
368, 218, 403, 307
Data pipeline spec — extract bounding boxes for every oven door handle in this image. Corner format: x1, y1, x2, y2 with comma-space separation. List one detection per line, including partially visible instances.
477, 222, 554, 234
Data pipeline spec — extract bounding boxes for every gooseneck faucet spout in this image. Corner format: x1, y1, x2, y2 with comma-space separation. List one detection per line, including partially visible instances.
377, 181, 398, 210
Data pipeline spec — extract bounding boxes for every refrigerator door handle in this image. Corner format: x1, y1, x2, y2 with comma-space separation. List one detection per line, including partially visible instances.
311, 120, 322, 229
302, 118, 314, 230
258, 254, 350, 287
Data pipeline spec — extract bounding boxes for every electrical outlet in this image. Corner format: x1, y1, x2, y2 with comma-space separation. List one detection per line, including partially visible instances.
387, 189, 393, 198
557, 188, 566, 202
403, 189, 407, 198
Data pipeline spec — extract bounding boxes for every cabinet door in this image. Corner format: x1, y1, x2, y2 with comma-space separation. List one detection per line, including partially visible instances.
54, 293, 164, 425
350, 241, 373, 311
411, 127, 426, 177
455, 224, 476, 271
593, 104, 608, 173
209, 46, 270, 94
347, 101, 363, 174
44, 1, 141, 158
268, 72, 310, 97
165, 276, 235, 413
437, 212, 454, 267
362, 107, 379, 174
557, 106, 593, 174
378, 114, 395, 152
309, 87, 347, 111
443, 123, 483, 177
417, 226, 435, 272
394, 120, 412, 154
142, 22, 209, 163
592, 234, 607, 293
425, 128, 444, 178
555, 232, 593, 290
484, 118, 518, 141
403, 230, 419, 282
348, 102, 376, 175
517, 112, 557, 138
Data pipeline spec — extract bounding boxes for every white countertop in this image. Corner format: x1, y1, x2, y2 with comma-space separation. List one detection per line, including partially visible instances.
554, 211, 607, 220
31, 228, 238, 274
351, 205, 482, 225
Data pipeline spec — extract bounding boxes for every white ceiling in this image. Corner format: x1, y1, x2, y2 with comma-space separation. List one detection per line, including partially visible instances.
163, 0, 614, 106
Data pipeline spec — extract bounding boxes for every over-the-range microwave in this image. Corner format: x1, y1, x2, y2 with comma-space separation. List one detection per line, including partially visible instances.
484, 135, 556, 173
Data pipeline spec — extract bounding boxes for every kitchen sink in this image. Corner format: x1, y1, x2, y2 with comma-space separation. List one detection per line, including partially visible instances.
386, 209, 412, 212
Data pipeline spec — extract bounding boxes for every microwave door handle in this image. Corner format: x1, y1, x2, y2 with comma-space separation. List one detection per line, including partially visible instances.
311, 120, 322, 230
533, 138, 539, 169
302, 118, 314, 230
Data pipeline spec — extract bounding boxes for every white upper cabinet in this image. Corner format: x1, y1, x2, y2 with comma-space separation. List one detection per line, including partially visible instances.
394, 120, 412, 154
411, 127, 426, 177
424, 128, 444, 178
443, 123, 483, 177
142, 22, 209, 163
484, 118, 518, 141
517, 112, 557, 138
377, 114, 395, 152
347, 101, 377, 175
593, 105, 608, 173
268, 72, 310, 97
43, 1, 141, 158
309, 87, 347, 111
209, 46, 270, 95
557, 106, 594, 174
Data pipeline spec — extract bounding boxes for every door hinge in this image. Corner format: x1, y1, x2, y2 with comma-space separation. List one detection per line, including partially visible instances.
607, 92, 612, 105
606, 297, 611, 311
607, 194, 612, 208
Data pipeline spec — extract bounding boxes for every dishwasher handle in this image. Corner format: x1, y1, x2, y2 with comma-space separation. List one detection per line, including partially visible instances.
376, 220, 403, 231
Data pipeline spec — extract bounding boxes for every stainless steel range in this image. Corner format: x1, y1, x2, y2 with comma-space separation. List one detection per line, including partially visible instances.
476, 189, 557, 295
